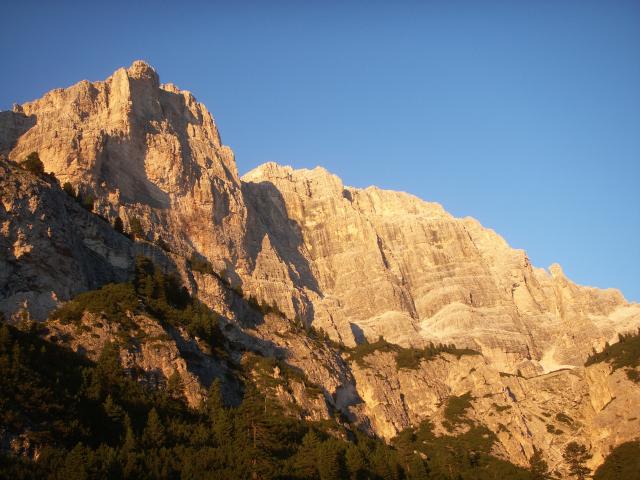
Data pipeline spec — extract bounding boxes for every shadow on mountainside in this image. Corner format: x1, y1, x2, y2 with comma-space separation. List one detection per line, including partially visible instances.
0, 110, 37, 156
241, 180, 320, 295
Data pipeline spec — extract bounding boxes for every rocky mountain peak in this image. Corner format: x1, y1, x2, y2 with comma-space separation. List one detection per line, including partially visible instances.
1, 63, 639, 476
126, 59, 160, 85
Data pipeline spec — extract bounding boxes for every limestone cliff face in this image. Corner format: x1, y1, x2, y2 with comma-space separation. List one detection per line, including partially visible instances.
4, 61, 637, 371
242, 163, 640, 372
347, 349, 640, 476
1, 60, 247, 277
0, 60, 318, 330
1, 61, 639, 473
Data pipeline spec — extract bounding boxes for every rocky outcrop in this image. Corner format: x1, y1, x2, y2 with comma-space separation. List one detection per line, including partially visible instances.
46, 311, 215, 408
347, 349, 640, 477
1, 61, 639, 473
0, 162, 134, 320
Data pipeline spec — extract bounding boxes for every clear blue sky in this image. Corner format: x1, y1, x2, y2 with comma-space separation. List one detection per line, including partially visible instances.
1, 1, 639, 301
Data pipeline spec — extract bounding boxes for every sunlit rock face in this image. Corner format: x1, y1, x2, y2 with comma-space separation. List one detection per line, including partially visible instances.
2, 60, 247, 273
1, 61, 639, 474
242, 162, 640, 372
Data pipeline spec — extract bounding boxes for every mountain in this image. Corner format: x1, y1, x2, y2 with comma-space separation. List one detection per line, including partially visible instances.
1, 61, 639, 478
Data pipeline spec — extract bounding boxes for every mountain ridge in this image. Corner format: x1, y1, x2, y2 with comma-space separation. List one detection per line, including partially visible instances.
1, 60, 639, 476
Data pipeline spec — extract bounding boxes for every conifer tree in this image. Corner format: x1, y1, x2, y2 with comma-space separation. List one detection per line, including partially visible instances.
317, 441, 345, 480
129, 216, 145, 240
143, 408, 166, 449
345, 444, 367, 480
563, 442, 592, 480
113, 216, 124, 234
292, 430, 321, 478
63, 182, 76, 198
530, 447, 552, 479
0, 323, 10, 353
89, 341, 123, 400
407, 455, 430, 480
166, 370, 184, 400
205, 377, 232, 443
122, 414, 136, 453
61, 443, 89, 480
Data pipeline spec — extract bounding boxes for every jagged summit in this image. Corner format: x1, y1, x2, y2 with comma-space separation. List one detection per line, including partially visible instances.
1, 63, 640, 474
126, 59, 160, 83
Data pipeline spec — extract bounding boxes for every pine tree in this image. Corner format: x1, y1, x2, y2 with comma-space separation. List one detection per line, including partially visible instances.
371, 443, 400, 480
166, 370, 184, 400
113, 216, 124, 234
129, 216, 145, 240
317, 441, 345, 480
89, 341, 123, 400
103, 395, 125, 423
61, 443, 89, 480
407, 455, 430, 480
122, 414, 136, 452
63, 182, 76, 198
103, 394, 125, 441
236, 383, 278, 478
563, 442, 592, 480
143, 408, 166, 448
0, 323, 10, 354
78, 192, 95, 212
204, 377, 232, 443
120, 414, 139, 479
345, 444, 366, 480
530, 447, 552, 479
291, 430, 321, 478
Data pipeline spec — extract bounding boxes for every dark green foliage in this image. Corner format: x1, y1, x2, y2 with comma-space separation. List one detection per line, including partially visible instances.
128, 216, 145, 239
5, 298, 631, 479
627, 369, 640, 383
142, 408, 165, 448
133, 257, 224, 347
563, 442, 592, 480
247, 354, 325, 399
396, 342, 479, 370
50, 283, 139, 328
61, 181, 97, 213
347, 337, 479, 370
585, 329, 640, 383
546, 424, 563, 435
593, 440, 640, 480
391, 420, 533, 480
0, 321, 90, 447
187, 253, 215, 275
50, 257, 224, 351
492, 403, 511, 413
79, 193, 95, 212
0, 307, 546, 479
555, 412, 574, 426
113, 216, 124, 234
347, 336, 400, 366
443, 392, 474, 430
20, 152, 44, 175
63, 182, 76, 198
166, 371, 184, 400
529, 447, 552, 480
245, 293, 286, 316
133, 257, 224, 350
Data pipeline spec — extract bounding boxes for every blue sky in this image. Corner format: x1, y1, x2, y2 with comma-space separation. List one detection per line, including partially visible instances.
1, 1, 639, 301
